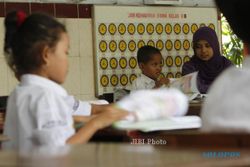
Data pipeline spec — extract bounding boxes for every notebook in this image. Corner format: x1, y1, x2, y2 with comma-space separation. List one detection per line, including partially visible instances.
113, 116, 201, 132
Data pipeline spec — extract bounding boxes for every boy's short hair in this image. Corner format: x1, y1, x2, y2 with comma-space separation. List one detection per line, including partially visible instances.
137, 45, 161, 64
215, 0, 250, 44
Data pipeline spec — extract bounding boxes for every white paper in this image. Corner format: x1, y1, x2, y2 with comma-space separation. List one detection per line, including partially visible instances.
168, 72, 199, 93
167, 72, 207, 101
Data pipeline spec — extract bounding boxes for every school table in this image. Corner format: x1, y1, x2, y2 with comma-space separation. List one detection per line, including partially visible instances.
0, 134, 8, 143
90, 100, 203, 143
0, 143, 249, 167
132, 130, 250, 148
187, 100, 203, 116
89, 100, 203, 142
90, 125, 250, 149
0, 134, 9, 149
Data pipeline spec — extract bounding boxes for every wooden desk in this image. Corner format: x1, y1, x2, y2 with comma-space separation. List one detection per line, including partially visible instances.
0, 135, 9, 149
0, 107, 5, 133
0, 143, 250, 167
0, 134, 8, 142
135, 130, 250, 148
90, 101, 203, 142
90, 126, 250, 149
90, 127, 130, 142
187, 101, 203, 116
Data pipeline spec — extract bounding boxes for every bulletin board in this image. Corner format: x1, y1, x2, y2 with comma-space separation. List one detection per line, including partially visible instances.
93, 5, 218, 96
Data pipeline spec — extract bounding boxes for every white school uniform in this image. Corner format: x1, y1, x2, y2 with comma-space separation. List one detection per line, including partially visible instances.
66, 95, 91, 116
201, 57, 250, 132
131, 74, 155, 91
3, 74, 77, 149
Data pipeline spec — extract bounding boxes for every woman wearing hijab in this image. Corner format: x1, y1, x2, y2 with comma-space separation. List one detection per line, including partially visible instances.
182, 26, 232, 94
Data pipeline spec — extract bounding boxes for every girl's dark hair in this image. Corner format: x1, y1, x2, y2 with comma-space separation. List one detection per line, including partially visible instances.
137, 45, 161, 64
4, 11, 66, 77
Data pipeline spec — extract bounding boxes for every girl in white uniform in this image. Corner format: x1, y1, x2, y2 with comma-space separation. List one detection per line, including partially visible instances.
3, 11, 127, 149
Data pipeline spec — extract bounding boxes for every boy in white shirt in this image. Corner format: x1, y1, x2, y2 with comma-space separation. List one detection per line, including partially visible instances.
131, 45, 169, 90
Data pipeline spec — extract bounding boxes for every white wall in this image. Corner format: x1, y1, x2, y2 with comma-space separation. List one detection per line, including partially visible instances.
63, 18, 97, 100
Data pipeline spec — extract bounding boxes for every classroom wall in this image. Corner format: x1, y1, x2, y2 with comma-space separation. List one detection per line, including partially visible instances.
0, 3, 97, 101
0, 2, 219, 101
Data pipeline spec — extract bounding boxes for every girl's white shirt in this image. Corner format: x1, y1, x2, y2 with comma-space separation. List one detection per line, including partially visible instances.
3, 74, 79, 149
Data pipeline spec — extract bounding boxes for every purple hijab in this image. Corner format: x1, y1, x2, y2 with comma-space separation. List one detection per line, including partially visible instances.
189, 26, 232, 84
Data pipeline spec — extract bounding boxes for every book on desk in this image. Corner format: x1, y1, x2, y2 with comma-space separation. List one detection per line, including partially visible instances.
113, 116, 201, 132
114, 85, 201, 132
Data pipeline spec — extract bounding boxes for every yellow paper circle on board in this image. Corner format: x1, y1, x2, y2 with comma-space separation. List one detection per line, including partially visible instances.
147, 40, 155, 47
118, 23, 126, 35
175, 56, 182, 67
128, 40, 136, 52
183, 39, 190, 51
165, 40, 173, 51
183, 55, 191, 63
129, 74, 137, 84
156, 23, 163, 35
98, 23, 107, 35
182, 23, 190, 35
174, 23, 181, 35
165, 23, 172, 35
109, 40, 117, 52
137, 23, 145, 35
100, 58, 108, 70
110, 57, 118, 69
191, 23, 198, 34
156, 40, 164, 51
119, 40, 127, 52
137, 40, 145, 49
127, 23, 136, 35
167, 72, 174, 78
99, 40, 107, 52
166, 56, 174, 67
146, 23, 154, 35
174, 39, 182, 51
208, 23, 215, 30
175, 72, 182, 78
100, 75, 109, 87
120, 74, 128, 86
119, 57, 127, 69
110, 74, 119, 86
108, 23, 117, 35
129, 57, 137, 69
